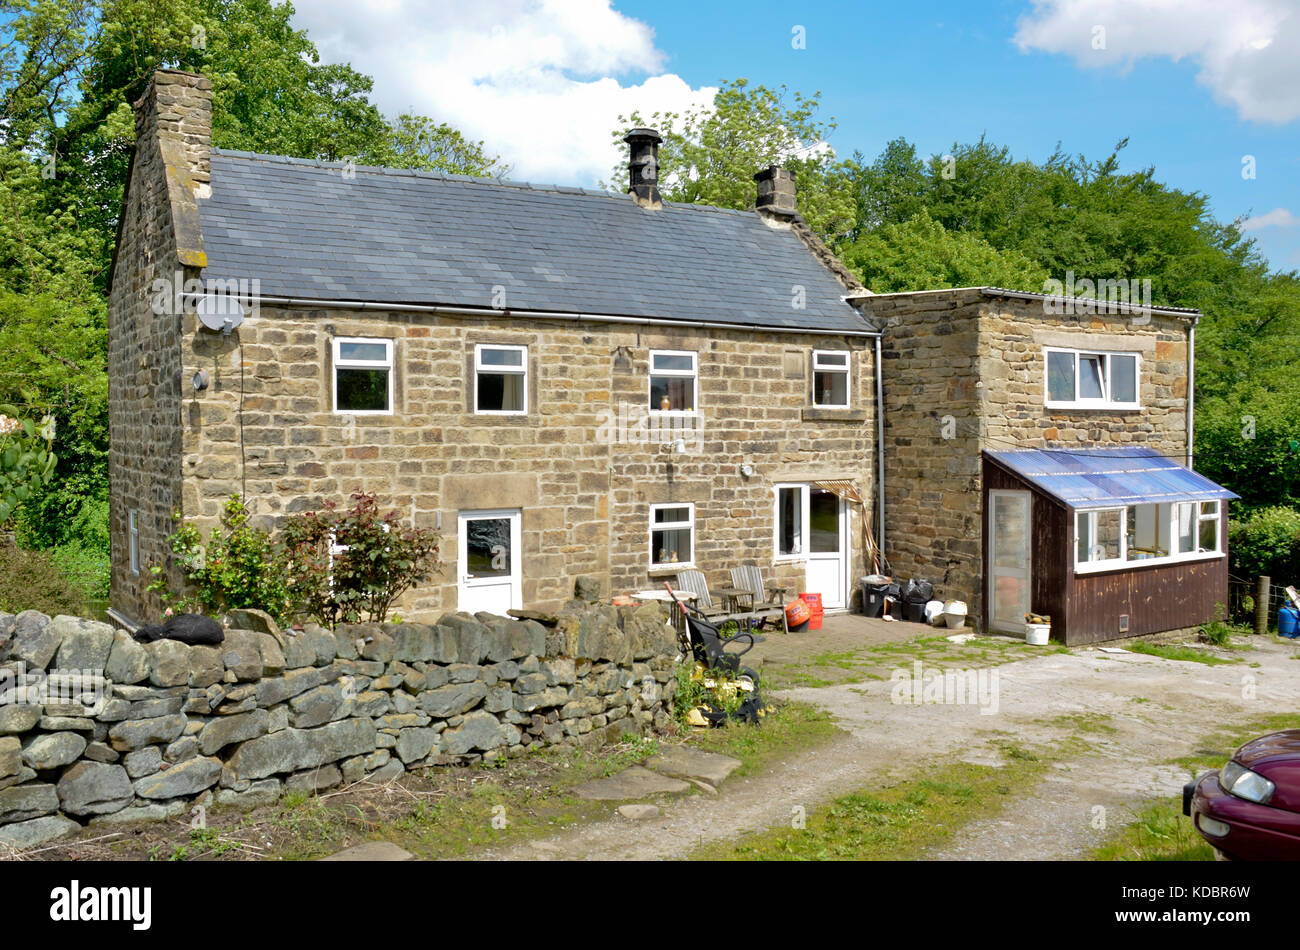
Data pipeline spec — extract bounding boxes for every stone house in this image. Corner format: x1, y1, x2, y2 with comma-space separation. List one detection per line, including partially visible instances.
108, 71, 881, 626
107, 70, 1236, 643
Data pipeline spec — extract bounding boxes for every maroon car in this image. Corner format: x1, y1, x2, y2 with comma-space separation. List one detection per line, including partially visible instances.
1184, 729, 1300, 860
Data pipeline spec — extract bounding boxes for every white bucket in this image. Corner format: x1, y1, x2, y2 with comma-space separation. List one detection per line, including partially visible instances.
1025, 624, 1050, 645
942, 600, 967, 629
924, 599, 945, 625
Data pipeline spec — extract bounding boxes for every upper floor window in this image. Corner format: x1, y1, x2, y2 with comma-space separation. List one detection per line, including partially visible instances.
333, 337, 393, 414
1045, 347, 1139, 409
649, 350, 697, 414
475, 344, 528, 414
812, 350, 850, 408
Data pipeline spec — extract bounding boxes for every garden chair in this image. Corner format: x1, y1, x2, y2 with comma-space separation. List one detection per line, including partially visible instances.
730, 562, 790, 634
673, 569, 731, 621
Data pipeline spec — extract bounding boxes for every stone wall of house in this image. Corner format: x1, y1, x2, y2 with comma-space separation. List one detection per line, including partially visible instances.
0, 601, 677, 851
139, 306, 876, 624
864, 289, 1192, 624
108, 71, 213, 622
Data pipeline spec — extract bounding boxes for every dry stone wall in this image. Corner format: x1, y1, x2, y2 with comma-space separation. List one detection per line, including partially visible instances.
0, 602, 677, 851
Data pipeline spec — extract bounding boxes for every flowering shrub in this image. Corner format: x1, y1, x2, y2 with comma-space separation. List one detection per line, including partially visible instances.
280, 492, 440, 626
151, 492, 439, 627
0, 407, 57, 524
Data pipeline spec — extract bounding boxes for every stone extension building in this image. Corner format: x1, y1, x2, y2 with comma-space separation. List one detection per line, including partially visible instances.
108, 70, 1237, 644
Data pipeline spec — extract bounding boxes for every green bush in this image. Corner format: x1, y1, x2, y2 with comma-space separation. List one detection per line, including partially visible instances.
1229, 505, 1300, 584
151, 492, 439, 627
280, 492, 440, 626
0, 540, 87, 616
149, 494, 295, 623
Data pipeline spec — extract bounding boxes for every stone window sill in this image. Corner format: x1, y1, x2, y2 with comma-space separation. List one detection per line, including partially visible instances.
801, 407, 867, 422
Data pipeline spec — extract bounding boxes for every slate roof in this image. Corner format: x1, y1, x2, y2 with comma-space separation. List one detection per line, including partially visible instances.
985, 447, 1238, 508
198, 149, 874, 334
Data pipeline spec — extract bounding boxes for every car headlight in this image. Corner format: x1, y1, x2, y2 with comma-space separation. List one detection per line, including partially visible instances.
1220, 760, 1275, 805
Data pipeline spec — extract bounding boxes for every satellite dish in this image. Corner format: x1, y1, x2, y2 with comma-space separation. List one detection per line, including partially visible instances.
195, 293, 245, 335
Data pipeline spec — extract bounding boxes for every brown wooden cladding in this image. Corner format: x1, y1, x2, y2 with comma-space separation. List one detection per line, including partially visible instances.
981, 453, 1228, 645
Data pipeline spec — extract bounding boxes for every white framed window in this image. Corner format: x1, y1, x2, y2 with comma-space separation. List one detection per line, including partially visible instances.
1196, 500, 1221, 554
811, 350, 850, 408
128, 509, 140, 575
1076, 500, 1223, 572
650, 503, 694, 569
774, 484, 806, 558
1044, 347, 1140, 409
333, 337, 394, 414
649, 350, 697, 414
475, 344, 528, 414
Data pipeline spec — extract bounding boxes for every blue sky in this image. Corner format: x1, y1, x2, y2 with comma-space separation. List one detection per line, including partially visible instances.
297, 0, 1300, 273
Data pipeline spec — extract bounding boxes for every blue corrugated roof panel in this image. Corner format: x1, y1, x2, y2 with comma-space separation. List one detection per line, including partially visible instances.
985, 448, 1240, 508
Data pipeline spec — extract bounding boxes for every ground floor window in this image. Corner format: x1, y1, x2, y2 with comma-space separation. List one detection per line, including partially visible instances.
1076, 500, 1221, 571
650, 503, 694, 568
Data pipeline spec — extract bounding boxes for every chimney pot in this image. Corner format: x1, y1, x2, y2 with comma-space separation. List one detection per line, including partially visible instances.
624, 127, 663, 209
754, 165, 797, 218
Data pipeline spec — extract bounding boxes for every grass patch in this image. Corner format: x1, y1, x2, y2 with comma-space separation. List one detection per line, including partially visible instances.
1091, 712, 1300, 862
687, 700, 842, 778
1126, 642, 1236, 666
691, 753, 1047, 860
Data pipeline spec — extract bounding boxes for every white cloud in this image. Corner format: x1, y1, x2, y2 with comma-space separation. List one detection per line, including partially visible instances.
1014, 0, 1300, 123
290, 0, 717, 184
1241, 207, 1300, 230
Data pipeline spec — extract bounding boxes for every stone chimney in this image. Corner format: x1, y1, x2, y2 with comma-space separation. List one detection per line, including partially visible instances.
623, 127, 662, 209
132, 69, 212, 268
754, 165, 797, 220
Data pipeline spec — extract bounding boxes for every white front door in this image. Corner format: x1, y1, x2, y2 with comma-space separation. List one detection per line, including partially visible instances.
458, 509, 522, 615
988, 490, 1032, 633
805, 488, 849, 610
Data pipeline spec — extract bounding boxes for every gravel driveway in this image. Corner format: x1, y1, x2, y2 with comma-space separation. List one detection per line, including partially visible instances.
476, 632, 1299, 861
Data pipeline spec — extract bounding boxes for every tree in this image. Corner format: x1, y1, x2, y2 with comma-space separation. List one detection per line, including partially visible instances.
839, 210, 1049, 294
611, 79, 860, 243
380, 114, 509, 177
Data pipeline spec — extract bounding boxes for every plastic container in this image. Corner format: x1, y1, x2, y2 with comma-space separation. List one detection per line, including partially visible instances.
860, 581, 889, 618
942, 600, 968, 629
902, 601, 927, 623
800, 594, 824, 631
924, 600, 945, 624
1025, 623, 1050, 645
785, 598, 811, 628
1280, 605, 1300, 638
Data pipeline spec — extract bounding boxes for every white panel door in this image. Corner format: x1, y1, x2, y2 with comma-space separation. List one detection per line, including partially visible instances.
805, 489, 848, 609
458, 509, 522, 615
988, 490, 1032, 633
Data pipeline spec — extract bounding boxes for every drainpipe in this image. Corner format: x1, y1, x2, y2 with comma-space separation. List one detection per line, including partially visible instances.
875, 334, 886, 565
1187, 317, 1196, 469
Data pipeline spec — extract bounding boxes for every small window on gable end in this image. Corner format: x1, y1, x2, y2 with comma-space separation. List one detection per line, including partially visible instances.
812, 350, 849, 408
334, 337, 393, 414
128, 509, 140, 575
475, 344, 528, 414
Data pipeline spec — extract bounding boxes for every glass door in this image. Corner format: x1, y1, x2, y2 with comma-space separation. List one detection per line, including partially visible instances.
988, 490, 1031, 633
